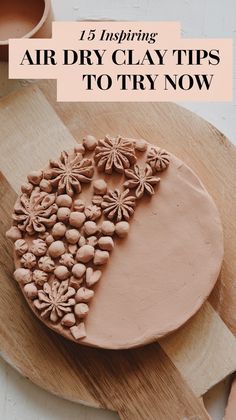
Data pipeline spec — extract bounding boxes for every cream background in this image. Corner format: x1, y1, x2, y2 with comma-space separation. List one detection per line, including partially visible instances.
0, 0, 236, 419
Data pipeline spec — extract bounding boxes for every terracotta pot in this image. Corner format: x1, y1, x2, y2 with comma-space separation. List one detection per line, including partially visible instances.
0, 0, 53, 61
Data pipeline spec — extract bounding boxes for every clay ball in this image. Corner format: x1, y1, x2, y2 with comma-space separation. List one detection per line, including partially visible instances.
94, 249, 109, 265
78, 236, 86, 247
74, 143, 85, 154
32, 270, 48, 286
56, 194, 72, 208
30, 239, 47, 257
48, 240, 65, 258
6, 226, 22, 242
69, 276, 83, 289
39, 179, 52, 193
86, 236, 98, 247
92, 195, 103, 206
69, 212, 86, 228
73, 199, 85, 212
72, 263, 86, 278
74, 303, 89, 318
83, 221, 97, 236
54, 265, 70, 280
14, 239, 28, 256
20, 252, 37, 269
57, 207, 71, 222
65, 229, 80, 244
93, 179, 107, 195
101, 220, 115, 236
27, 170, 43, 186
115, 221, 130, 238
21, 182, 33, 195
98, 236, 114, 251
14, 268, 32, 284
68, 244, 77, 255
61, 313, 76, 327
38, 256, 55, 273
135, 139, 147, 152
76, 245, 95, 263
75, 287, 94, 302
52, 222, 67, 239
83, 135, 98, 151
24, 283, 38, 300
45, 234, 54, 245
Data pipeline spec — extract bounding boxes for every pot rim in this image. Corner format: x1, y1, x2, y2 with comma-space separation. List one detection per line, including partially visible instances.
0, 0, 51, 46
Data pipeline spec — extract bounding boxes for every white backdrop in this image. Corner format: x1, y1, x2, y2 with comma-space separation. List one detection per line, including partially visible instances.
0, 1, 235, 419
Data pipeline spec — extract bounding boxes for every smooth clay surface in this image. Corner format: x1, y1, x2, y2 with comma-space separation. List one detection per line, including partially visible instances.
9, 136, 223, 349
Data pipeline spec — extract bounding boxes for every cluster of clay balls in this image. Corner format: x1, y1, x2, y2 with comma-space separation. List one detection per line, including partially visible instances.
7, 133, 168, 341
7, 138, 130, 340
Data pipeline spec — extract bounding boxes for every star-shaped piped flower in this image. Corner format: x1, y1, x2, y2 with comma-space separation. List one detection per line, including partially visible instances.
124, 165, 160, 199
13, 188, 57, 234
94, 136, 137, 174
44, 151, 94, 196
34, 280, 76, 323
147, 147, 170, 172
101, 189, 136, 222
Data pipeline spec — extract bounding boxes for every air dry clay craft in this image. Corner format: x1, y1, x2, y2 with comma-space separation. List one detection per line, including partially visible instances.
6, 135, 224, 349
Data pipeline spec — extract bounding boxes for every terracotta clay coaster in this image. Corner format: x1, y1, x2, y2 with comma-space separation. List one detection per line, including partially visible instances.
6, 135, 223, 349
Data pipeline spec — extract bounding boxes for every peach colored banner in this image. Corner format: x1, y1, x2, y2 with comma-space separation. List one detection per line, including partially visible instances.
9, 22, 233, 102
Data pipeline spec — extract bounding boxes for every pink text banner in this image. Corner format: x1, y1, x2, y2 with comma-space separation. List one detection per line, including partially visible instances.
9, 21, 233, 102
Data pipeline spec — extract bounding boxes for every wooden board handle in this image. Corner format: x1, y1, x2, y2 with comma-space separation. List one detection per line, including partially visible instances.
114, 345, 210, 420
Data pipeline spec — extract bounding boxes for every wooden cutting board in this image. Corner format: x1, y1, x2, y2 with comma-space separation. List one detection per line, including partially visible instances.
0, 84, 235, 419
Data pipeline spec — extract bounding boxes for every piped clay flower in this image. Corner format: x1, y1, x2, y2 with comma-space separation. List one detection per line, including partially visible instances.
147, 147, 170, 172
124, 164, 160, 198
32, 269, 48, 286
101, 189, 136, 222
38, 256, 55, 273
20, 252, 37, 269
94, 136, 137, 174
84, 204, 102, 221
13, 188, 57, 235
44, 151, 94, 196
34, 280, 76, 323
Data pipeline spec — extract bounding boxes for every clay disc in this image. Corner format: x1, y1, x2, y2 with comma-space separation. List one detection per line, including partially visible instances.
82, 153, 223, 348
10, 140, 223, 349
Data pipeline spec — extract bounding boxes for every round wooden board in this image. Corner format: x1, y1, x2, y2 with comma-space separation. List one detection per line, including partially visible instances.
0, 84, 235, 419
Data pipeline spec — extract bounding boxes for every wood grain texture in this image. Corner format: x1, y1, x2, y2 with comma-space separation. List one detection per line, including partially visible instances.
0, 84, 235, 418
0, 173, 210, 420
224, 375, 236, 420
0, 86, 75, 193
161, 303, 236, 396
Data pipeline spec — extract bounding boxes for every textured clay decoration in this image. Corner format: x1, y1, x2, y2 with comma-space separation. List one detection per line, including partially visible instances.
44, 151, 94, 196
6, 135, 223, 349
147, 147, 170, 172
13, 189, 57, 234
124, 164, 160, 198
101, 189, 136, 222
94, 135, 137, 174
